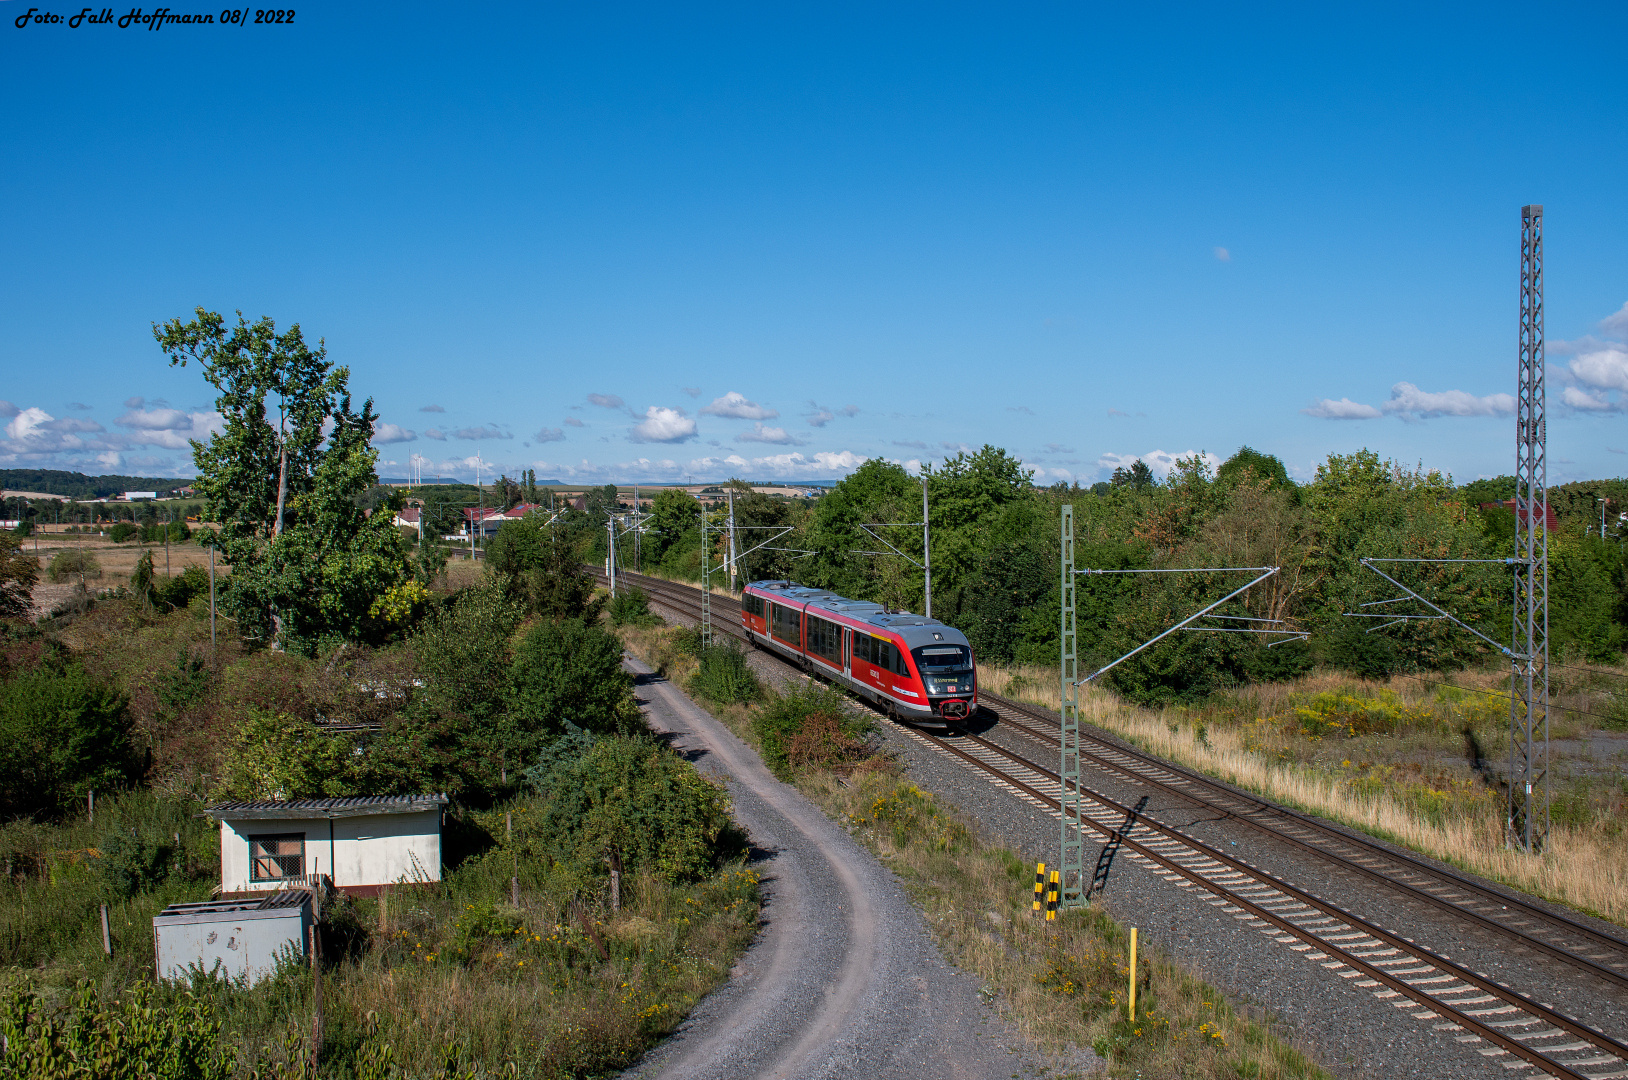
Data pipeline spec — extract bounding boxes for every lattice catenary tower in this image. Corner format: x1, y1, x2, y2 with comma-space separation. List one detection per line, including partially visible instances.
1511, 204, 1549, 853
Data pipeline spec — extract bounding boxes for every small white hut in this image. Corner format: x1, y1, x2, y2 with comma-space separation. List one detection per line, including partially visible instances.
206, 794, 447, 897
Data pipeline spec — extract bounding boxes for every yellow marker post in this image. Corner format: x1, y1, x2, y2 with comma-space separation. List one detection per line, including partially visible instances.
1046, 870, 1060, 921
1128, 927, 1138, 1022
1033, 862, 1045, 917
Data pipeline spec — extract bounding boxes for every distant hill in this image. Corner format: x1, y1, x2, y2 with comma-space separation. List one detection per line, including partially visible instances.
0, 469, 191, 499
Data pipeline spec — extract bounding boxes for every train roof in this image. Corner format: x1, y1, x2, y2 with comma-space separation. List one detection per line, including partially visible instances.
744, 580, 971, 650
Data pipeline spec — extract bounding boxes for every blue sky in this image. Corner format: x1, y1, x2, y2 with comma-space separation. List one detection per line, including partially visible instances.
2, 2, 1625, 485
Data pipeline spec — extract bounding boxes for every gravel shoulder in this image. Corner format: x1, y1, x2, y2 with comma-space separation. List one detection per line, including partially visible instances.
620, 653, 1053, 1080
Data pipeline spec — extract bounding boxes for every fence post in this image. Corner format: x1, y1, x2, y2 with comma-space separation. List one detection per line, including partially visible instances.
309, 921, 324, 1060
1128, 927, 1138, 1022
100, 904, 111, 956
1032, 862, 1045, 918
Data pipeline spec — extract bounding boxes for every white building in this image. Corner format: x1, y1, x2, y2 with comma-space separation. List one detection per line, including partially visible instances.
207, 794, 447, 897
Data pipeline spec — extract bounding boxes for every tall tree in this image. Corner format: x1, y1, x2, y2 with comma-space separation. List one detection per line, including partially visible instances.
156, 309, 410, 652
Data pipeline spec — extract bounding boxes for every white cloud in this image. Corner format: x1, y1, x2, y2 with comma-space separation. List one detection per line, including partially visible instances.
0, 401, 19, 418
534, 427, 566, 443
588, 393, 625, 409
419, 404, 446, 413
630, 406, 698, 443
700, 392, 777, 420
1381, 382, 1515, 419
116, 406, 192, 430
736, 423, 803, 445
1097, 449, 1222, 479
1569, 345, 1628, 394
423, 429, 445, 440
682, 387, 701, 398
48, 418, 105, 433
1045, 443, 1075, 454
1562, 386, 1619, 412
1214, 246, 1231, 262
1302, 397, 1382, 419
1600, 301, 1628, 338
6, 407, 53, 442
372, 422, 415, 444
564, 417, 585, 428
807, 409, 834, 427
451, 425, 511, 440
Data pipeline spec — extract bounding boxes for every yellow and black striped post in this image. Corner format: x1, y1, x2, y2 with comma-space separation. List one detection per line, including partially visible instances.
1045, 869, 1060, 921
1032, 862, 1046, 917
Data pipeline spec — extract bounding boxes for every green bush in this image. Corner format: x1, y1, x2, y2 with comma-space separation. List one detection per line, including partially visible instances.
689, 643, 760, 705
0, 980, 235, 1080
504, 618, 637, 753
528, 736, 742, 883
750, 683, 858, 779
94, 827, 178, 898
46, 549, 101, 584
109, 521, 137, 543
606, 587, 662, 627
0, 664, 136, 819
156, 565, 210, 611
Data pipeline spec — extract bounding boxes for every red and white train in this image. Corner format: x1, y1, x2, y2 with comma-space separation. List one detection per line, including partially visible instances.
739, 579, 977, 726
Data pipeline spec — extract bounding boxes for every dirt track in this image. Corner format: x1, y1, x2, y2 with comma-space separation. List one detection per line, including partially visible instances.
620, 654, 1061, 1080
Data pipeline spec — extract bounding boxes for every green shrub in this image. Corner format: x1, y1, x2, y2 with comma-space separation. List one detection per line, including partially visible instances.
46, 549, 101, 584
94, 827, 177, 897
0, 664, 136, 819
504, 618, 638, 752
0, 980, 235, 1080
155, 565, 209, 611
689, 643, 760, 705
529, 736, 742, 883
606, 587, 661, 627
751, 683, 858, 779
109, 521, 137, 543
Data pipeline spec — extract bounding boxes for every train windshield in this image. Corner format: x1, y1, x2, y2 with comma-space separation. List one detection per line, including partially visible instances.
912, 645, 972, 675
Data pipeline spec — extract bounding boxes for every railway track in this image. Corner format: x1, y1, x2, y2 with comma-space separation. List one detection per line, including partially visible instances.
599, 567, 1628, 1078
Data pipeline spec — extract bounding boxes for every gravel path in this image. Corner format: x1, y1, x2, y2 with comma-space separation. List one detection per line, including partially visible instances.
620, 654, 1067, 1080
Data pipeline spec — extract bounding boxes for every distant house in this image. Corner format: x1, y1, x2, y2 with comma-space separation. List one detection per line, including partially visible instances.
206, 794, 448, 897
393, 506, 422, 531
1480, 499, 1560, 533
123, 491, 157, 501
460, 503, 547, 537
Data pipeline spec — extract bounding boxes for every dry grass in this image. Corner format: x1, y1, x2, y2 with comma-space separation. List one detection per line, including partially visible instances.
982, 662, 1628, 926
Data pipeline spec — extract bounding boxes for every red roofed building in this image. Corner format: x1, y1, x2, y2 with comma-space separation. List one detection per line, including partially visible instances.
1480, 499, 1560, 533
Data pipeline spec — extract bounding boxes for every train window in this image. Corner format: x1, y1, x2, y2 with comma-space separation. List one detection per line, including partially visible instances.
892, 644, 912, 677
912, 645, 971, 673
807, 616, 841, 664
770, 604, 800, 644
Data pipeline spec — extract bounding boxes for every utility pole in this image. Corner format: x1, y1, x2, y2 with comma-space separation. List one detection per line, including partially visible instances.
921, 475, 932, 620
1511, 204, 1549, 854
699, 514, 711, 647
607, 516, 617, 597
727, 488, 738, 592
1058, 505, 1082, 909
633, 485, 640, 571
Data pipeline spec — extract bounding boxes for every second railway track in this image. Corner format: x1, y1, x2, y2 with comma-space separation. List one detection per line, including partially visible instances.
599, 567, 1628, 1077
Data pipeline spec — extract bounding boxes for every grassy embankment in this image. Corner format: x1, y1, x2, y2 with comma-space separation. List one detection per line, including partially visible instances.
978, 661, 1628, 926
2, 591, 761, 1078
616, 621, 1330, 1080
